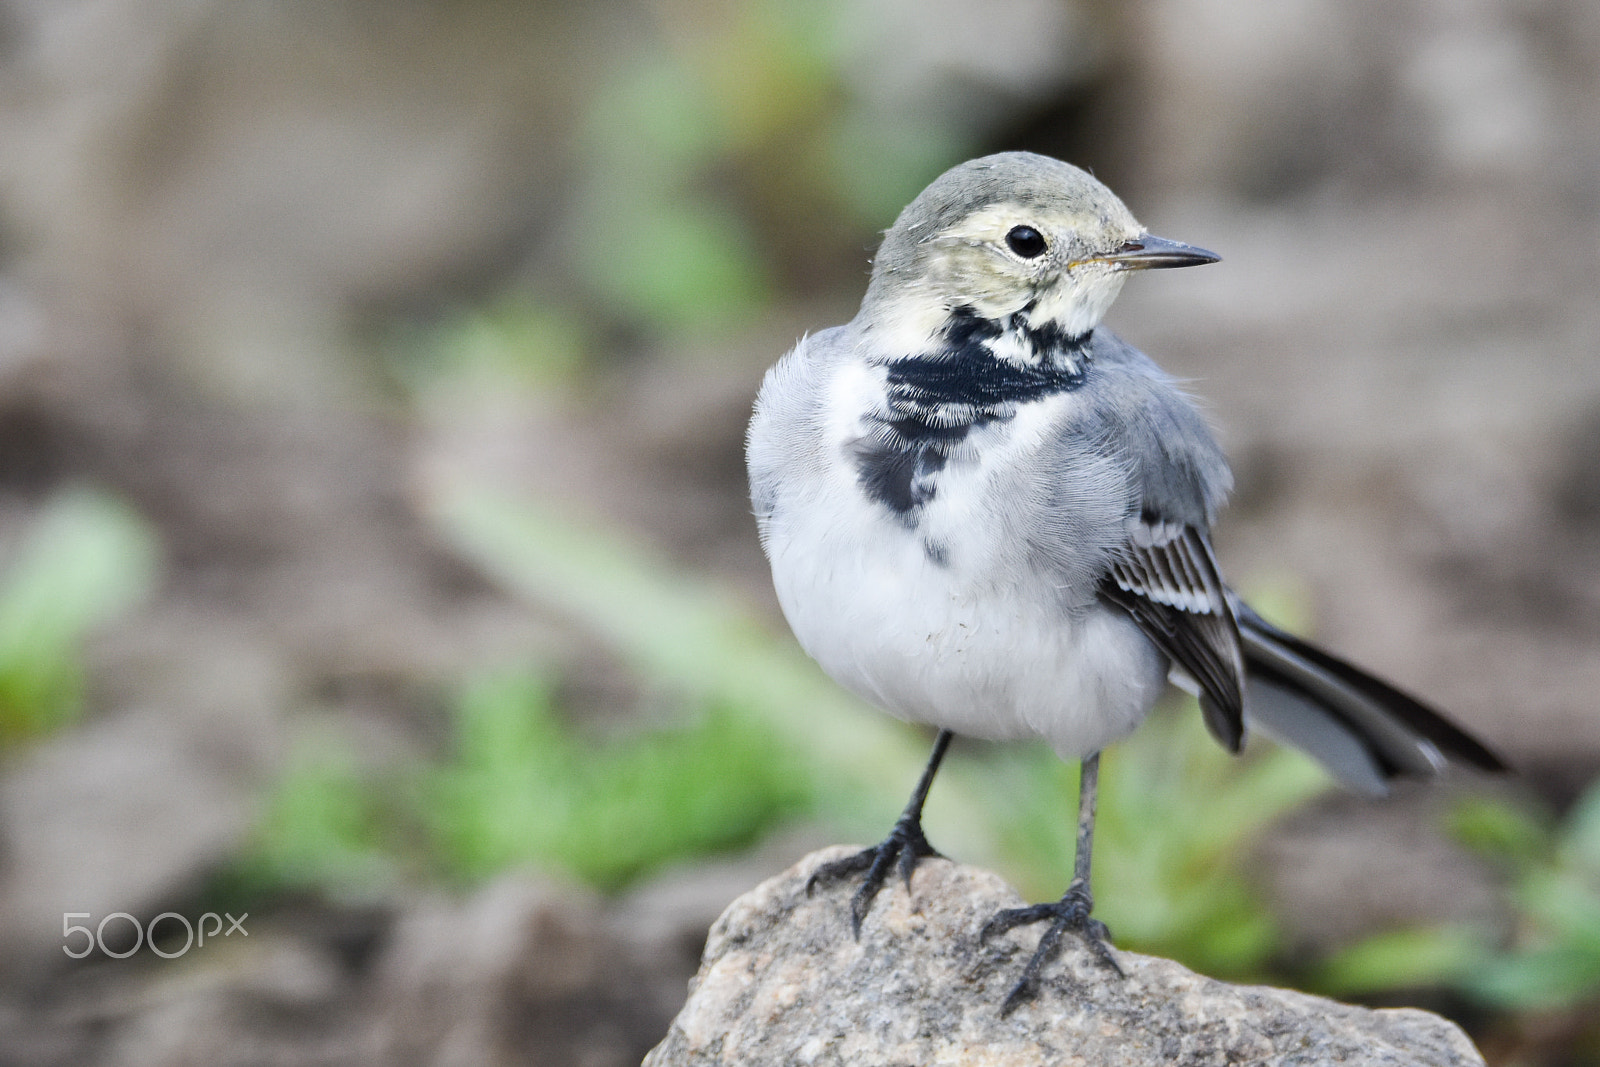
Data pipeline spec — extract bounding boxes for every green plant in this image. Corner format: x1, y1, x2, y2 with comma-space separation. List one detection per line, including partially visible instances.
422, 671, 814, 890
1312, 924, 1488, 997
235, 667, 816, 897
1453, 782, 1600, 1011
1310, 779, 1600, 1018
569, 0, 965, 338
230, 740, 402, 900
0, 486, 159, 747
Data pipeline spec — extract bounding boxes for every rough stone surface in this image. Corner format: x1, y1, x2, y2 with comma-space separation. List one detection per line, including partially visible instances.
644, 847, 1486, 1067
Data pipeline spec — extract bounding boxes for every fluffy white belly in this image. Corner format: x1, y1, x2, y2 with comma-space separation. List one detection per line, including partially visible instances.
767, 505, 1168, 761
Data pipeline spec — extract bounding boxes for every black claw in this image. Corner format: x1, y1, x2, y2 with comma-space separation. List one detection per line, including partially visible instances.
805, 850, 873, 896
897, 832, 922, 891
807, 814, 939, 938
980, 902, 1061, 942
983, 883, 1123, 1016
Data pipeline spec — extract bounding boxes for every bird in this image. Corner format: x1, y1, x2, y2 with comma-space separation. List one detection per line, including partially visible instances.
744, 150, 1506, 1013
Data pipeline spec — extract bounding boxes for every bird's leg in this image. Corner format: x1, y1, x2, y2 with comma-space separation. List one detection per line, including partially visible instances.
981, 751, 1122, 1015
807, 729, 953, 937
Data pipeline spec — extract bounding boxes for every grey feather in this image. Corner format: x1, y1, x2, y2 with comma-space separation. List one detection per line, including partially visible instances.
1244, 675, 1390, 796
1072, 332, 1232, 528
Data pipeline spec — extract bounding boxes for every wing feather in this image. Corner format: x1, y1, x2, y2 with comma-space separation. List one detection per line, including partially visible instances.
1101, 524, 1246, 751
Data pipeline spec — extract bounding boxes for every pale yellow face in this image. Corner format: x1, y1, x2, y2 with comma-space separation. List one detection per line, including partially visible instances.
916, 198, 1143, 333
860, 153, 1148, 341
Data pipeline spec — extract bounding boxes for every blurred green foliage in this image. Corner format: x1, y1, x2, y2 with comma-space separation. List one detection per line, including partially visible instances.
0, 487, 159, 747
236, 740, 400, 899
237, 666, 813, 897
1310, 781, 1600, 1026
508, 0, 966, 344
1454, 783, 1600, 1012
1314, 923, 1488, 997
423, 672, 812, 889
573, 34, 774, 331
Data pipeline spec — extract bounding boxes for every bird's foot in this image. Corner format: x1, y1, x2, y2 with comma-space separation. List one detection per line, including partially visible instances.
806, 812, 940, 938
980, 880, 1123, 1015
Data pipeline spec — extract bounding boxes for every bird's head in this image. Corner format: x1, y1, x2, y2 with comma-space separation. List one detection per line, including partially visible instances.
860, 152, 1217, 345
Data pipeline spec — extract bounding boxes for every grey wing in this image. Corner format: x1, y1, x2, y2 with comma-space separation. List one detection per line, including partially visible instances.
1101, 524, 1246, 751
1076, 331, 1245, 750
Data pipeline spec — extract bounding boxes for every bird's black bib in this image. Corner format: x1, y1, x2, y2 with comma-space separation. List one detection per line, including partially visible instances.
852, 305, 1091, 517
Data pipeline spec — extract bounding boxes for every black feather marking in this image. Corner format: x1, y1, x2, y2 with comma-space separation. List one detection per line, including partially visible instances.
1242, 655, 1407, 779
883, 306, 1091, 410
886, 417, 972, 444
1018, 314, 1090, 359
943, 304, 1004, 349
885, 354, 1083, 409
851, 432, 953, 514
1238, 627, 1435, 778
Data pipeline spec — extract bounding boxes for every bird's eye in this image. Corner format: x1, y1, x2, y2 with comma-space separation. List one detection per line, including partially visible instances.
1005, 225, 1047, 259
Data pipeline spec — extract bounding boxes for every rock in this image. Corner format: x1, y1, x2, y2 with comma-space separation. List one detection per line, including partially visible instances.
644, 846, 1485, 1067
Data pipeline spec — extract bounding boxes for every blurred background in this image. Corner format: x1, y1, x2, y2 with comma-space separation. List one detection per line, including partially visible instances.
0, 0, 1597, 1063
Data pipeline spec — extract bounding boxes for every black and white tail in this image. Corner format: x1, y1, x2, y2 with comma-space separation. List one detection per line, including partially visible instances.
1235, 602, 1507, 795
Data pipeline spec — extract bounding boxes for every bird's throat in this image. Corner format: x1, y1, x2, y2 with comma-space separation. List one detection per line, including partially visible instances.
886, 304, 1092, 409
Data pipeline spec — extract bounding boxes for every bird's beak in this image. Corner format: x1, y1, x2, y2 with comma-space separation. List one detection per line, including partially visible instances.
1080, 233, 1220, 272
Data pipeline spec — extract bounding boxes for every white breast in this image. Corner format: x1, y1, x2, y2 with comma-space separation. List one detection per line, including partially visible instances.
755, 356, 1168, 760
